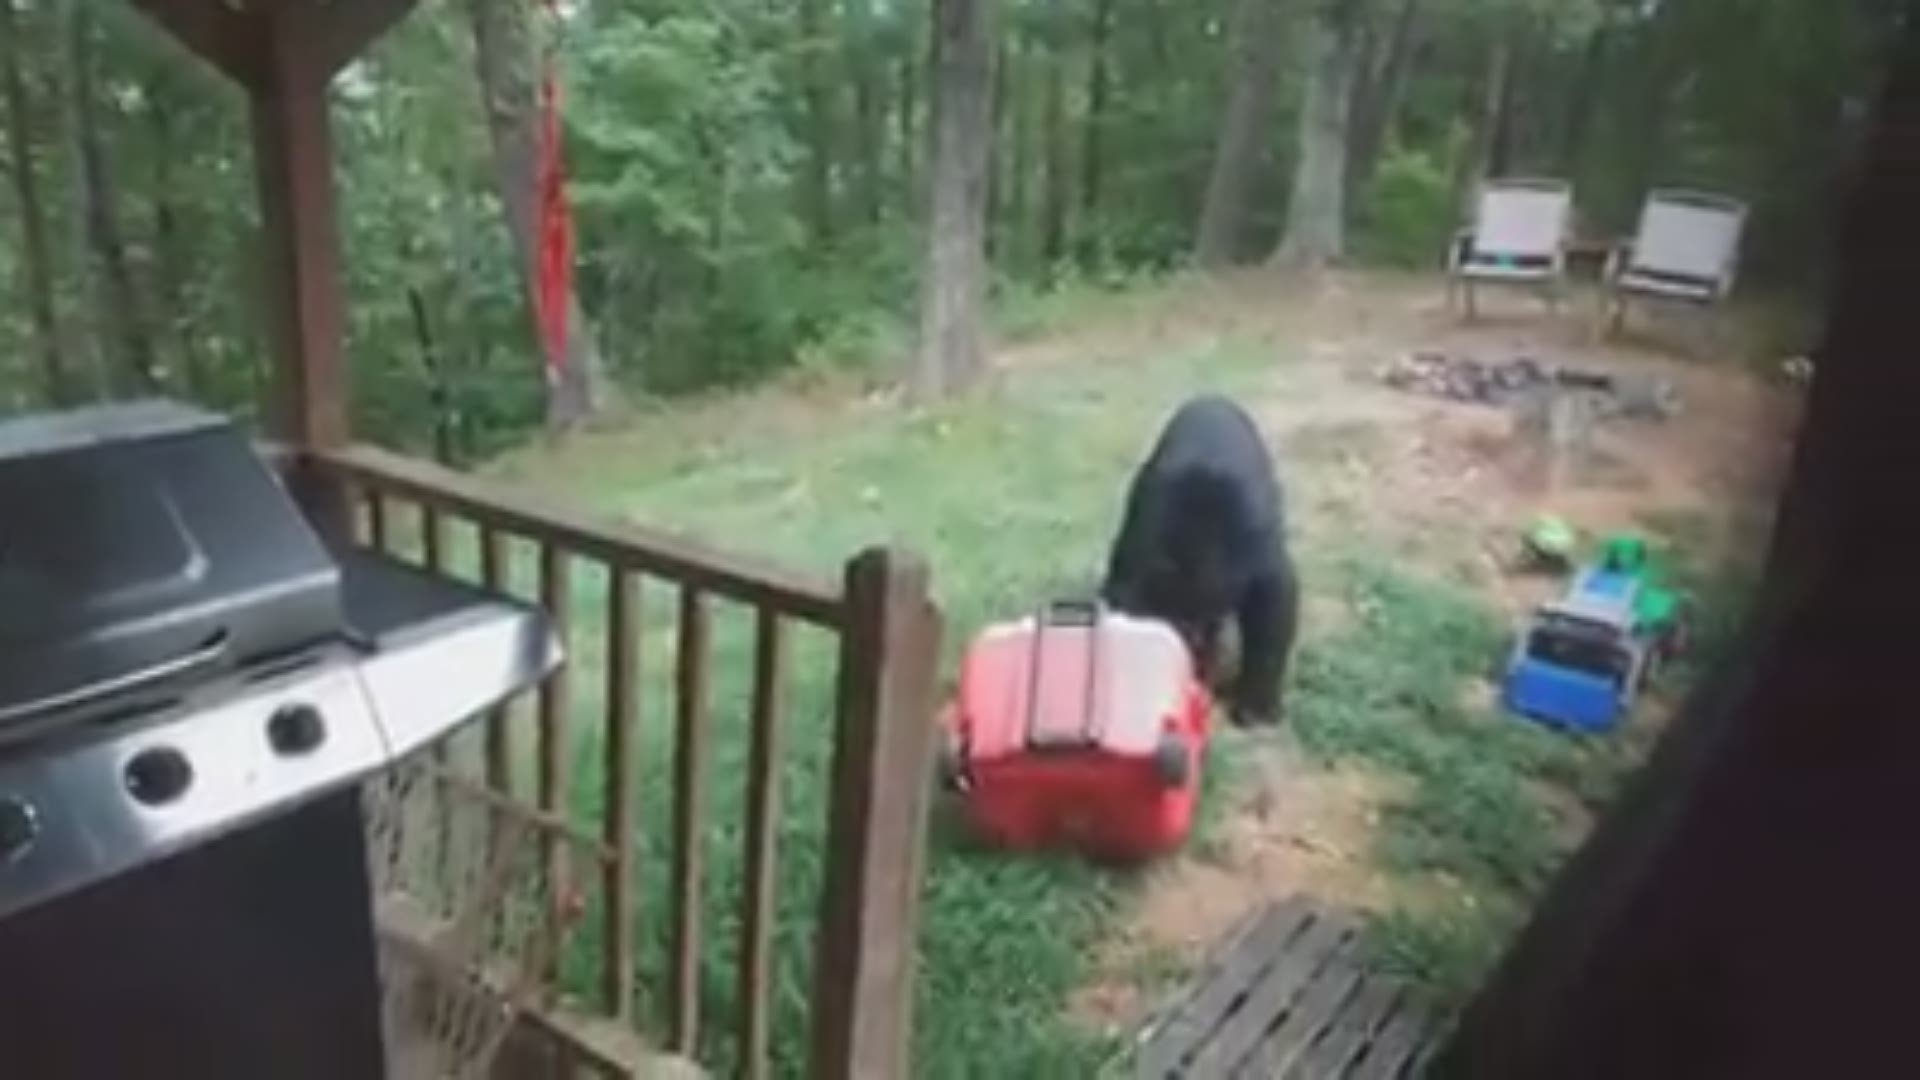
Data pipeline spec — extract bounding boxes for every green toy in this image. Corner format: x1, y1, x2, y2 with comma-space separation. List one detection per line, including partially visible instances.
1503, 530, 1694, 732
1598, 532, 1687, 645
1525, 514, 1579, 565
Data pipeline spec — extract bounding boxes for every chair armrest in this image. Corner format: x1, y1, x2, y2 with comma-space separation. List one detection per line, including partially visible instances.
1602, 241, 1634, 285
1447, 228, 1473, 272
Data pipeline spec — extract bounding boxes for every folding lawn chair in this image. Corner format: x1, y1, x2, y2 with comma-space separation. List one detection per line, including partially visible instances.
1446, 178, 1574, 319
1601, 188, 1748, 344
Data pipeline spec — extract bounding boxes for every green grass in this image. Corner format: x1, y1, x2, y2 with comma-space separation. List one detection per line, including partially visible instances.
1292, 544, 1754, 1008
455, 328, 1753, 1073
1288, 557, 1622, 1004
467, 341, 1287, 1075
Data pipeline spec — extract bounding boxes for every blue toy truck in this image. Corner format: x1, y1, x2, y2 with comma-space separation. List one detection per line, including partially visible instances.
1503, 538, 1686, 733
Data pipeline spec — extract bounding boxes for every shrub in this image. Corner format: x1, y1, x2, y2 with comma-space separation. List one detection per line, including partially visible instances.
1352, 146, 1455, 270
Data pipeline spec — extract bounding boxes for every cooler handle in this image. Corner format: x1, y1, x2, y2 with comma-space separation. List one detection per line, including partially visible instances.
1024, 598, 1106, 751
1039, 599, 1101, 628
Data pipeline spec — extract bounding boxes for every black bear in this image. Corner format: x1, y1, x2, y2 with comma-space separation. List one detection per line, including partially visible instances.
1100, 395, 1299, 726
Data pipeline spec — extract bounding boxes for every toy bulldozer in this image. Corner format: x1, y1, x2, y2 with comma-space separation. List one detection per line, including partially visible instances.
1503, 535, 1689, 733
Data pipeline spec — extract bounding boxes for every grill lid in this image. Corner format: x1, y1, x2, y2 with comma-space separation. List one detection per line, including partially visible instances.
0, 401, 342, 739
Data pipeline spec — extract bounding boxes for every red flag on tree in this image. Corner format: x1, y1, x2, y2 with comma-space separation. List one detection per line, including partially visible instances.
533, 28, 573, 381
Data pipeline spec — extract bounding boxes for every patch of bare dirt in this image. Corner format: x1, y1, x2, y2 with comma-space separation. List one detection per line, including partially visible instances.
1050, 270, 1803, 1036
1070, 736, 1431, 1035
1223, 282, 1801, 617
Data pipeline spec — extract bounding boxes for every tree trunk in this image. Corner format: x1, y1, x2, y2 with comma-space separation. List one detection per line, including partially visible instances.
1346, 11, 1380, 173
407, 288, 456, 466
1556, 15, 1611, 176
984, 31, 1007, 260
1347, 0, 1422, 203
1078, 0, 1114, 248
798, 0, 836, 246
1005, 31, 1031, 267
1486, 25, 1525, 178
1038, 16, 1068, 269
845, 0, 885, 227
898, 7, 921, 217
1272, 0, 1364, 271
1195, 0, 1288, 268
913, 0, 994, 401
0, 0, 67, 403
66, 0, 157, 395
1619, 0, 1689, 209
466, 0, 601, 429
1454, 34, 1512, 215
147, 75, 204, 398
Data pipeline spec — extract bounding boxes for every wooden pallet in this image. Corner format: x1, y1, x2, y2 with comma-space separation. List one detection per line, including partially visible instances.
1131, 898, 1443, 1080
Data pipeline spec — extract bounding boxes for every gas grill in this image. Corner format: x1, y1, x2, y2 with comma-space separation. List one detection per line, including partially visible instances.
0, 400, 560, 1078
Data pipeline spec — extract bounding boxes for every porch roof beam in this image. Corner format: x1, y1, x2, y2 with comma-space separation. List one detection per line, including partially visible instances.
125, 0, 266, 89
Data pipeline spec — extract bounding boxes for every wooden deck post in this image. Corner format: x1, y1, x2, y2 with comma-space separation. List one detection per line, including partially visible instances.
248, 34, 355, 534
809, 549, 943, 1080
249, 13, 348, 452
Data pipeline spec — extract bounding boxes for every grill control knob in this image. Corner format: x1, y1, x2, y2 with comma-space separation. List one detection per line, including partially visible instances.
125, 747, 193, 807
268, 703, 327, 756
0, 797, 38, 862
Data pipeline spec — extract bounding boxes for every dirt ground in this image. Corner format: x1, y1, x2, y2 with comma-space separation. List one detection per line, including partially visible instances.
1044, 270, 1806, 1036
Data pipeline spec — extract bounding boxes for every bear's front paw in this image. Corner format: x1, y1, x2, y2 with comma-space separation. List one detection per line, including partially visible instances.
1229, 702, 1282, 728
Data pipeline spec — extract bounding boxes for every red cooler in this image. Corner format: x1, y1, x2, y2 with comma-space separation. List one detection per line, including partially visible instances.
944, 600, 1211, 860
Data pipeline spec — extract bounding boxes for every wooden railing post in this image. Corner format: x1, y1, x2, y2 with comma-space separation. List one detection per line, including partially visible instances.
809, 548, 943, 1080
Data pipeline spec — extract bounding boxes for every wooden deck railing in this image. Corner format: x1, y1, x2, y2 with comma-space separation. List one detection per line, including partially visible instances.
301, 445, 943, 1079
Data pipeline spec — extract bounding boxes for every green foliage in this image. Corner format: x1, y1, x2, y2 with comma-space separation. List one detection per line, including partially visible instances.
0, 0, 1894, 435
1367, 901, 1523, 1008
991, 261, 1176, 342
1351, 145, 1456, 269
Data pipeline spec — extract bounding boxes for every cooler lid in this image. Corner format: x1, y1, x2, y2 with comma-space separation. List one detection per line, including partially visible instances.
958, 603, 1189, 761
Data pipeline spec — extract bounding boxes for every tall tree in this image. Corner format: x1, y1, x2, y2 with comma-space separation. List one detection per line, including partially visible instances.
844, 0, 886, 227
798, 0, 837, 245
898, 4, 923, 217
1078, 0, 1115, 240
65, 0, 155, 393
984, 30, 1008, 259
0, 0, 67, 402
1346, 0, 1423, 202
1003, 27, 1033, 265
1452, 30, 1512, 213
1195, 0, 1289, 268
1273, 0, 1368, 269
466, 0, 601, 427
913, 0, 994, 400
146, 71, 203, 397
1037, 0, 1069, 268
1556, 10, 1613, 175
1484, 23, 1526, 177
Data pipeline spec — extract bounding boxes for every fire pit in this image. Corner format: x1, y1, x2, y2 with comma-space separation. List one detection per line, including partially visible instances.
1381, 351, 1682, 422
0, 401, 559, 1079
